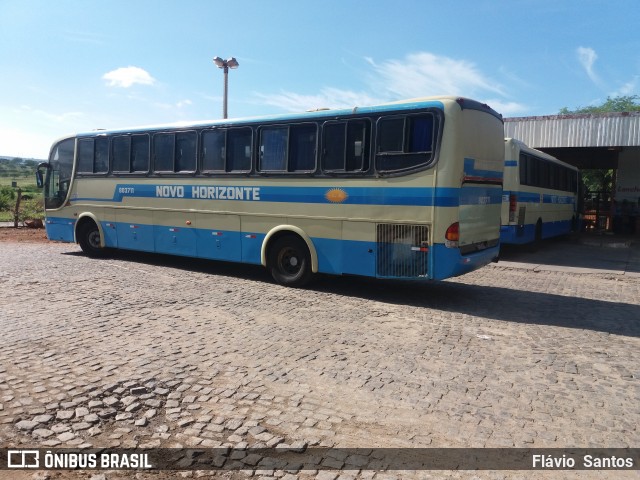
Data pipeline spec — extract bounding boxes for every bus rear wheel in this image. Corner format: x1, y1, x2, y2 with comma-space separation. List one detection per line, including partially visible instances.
77, 220, 108, 258
268, 236, 312, 287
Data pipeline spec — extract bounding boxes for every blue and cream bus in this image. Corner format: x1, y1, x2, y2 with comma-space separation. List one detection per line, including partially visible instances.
501, 138, 578, 245
37, 97, 504, 287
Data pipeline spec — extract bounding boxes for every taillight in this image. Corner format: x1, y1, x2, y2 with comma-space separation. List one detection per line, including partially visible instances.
445, 222, 460, 245
445, 222, 459, 241
509, 194, 517, 222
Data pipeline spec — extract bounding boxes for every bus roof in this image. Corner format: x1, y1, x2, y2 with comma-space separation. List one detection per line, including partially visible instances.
76, 96, 502, 138
505, 137, 578, 171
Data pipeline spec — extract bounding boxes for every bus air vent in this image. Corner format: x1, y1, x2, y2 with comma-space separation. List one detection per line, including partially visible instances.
376, 224, 429, 278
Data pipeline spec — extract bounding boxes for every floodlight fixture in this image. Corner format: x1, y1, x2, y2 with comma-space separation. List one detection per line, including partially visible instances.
213, 56, 239, 119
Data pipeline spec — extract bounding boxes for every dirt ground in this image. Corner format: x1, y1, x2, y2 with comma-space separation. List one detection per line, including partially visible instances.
0, 226, 50, 243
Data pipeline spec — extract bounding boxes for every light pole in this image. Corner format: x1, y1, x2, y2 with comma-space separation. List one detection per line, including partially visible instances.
213, 56, 239, 119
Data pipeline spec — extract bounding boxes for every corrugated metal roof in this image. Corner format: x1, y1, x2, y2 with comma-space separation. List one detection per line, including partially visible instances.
504, 112, 640, 148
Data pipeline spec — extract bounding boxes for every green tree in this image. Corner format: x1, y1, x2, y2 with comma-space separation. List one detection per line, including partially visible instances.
581, 169, 613, 195
559, 95, 640, 114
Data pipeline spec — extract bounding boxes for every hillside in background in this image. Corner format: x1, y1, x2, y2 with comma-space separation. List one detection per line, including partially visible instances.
0, 156, 43, 178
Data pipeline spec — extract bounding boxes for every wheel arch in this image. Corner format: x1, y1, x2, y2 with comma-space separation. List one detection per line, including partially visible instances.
75, 213, 105, 247
261, 225, 318, 273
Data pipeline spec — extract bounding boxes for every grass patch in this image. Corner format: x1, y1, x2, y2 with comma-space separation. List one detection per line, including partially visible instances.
0, 175, 44, 222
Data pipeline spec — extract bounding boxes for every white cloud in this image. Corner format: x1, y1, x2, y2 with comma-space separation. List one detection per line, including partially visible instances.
611, 76, 638, 97
153, 99, 194, 111
577, 47, 601, 86
254, 87, 381, 112
254, 52, 513, 114
367, 52, 506, 98
19, 106, 84, 124
103, 66, 156, 88
481, 99, 529, 116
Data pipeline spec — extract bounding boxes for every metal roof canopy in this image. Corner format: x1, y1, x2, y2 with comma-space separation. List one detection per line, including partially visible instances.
504, 112, 640, 169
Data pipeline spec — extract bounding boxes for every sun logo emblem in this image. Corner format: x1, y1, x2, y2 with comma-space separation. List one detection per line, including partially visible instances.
325, 188, 348, 203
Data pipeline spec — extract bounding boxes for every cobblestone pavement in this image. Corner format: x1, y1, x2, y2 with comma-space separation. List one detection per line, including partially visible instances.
0, 240, 639, 480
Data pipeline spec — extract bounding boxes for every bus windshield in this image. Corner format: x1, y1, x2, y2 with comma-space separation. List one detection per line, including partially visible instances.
44, 138, 75, 209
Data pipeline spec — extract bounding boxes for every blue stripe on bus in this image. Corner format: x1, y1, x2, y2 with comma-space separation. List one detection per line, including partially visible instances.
46, 216, 500, 280
463, 158, 503, 179
504, 160, 518, 167
500, 219, 573, 244
71, 185, 503, 207
502, 191, 576, 204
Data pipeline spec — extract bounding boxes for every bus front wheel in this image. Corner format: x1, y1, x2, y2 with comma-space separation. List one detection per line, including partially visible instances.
77, 220, 108, 258
268, 236, 312, 287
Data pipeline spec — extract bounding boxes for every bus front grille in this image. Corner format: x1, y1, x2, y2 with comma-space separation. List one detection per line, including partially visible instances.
376, 224, 429, 278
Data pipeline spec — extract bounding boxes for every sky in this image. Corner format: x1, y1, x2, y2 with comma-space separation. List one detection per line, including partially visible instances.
1, 0, 639, 159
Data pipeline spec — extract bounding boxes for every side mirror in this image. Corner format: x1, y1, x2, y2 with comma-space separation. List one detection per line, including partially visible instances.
36, 162, 49, 188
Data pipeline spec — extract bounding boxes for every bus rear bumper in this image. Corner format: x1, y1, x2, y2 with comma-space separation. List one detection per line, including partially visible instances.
430, 243, 500, 280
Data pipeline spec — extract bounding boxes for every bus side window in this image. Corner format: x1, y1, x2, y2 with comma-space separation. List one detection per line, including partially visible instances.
131, 135, 149, 173
95, 137, 109, 173
78, 137, 108, 174
322, 120, 369, 173
323, 123, 346, 171
202, 129, 225, 172
176, 131, 196, 172
77, 139, 94, 173
408, 116, 433, 152
346, 120, 369, 171
378, 118, 404, 152
227, 128, 252, 172
154, 134, 174, 172
519, 153, 528, 185
289, 124, 316, 172
260, 127, 288, 171
112, 136, 131, 173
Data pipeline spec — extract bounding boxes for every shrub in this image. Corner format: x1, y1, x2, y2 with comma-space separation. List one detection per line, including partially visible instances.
0, 186, 16, 211
19, 197, 45, 221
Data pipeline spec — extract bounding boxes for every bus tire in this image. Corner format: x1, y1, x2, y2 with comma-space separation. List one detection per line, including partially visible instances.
77, 220, 108, 258
268, 235, 312, 287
